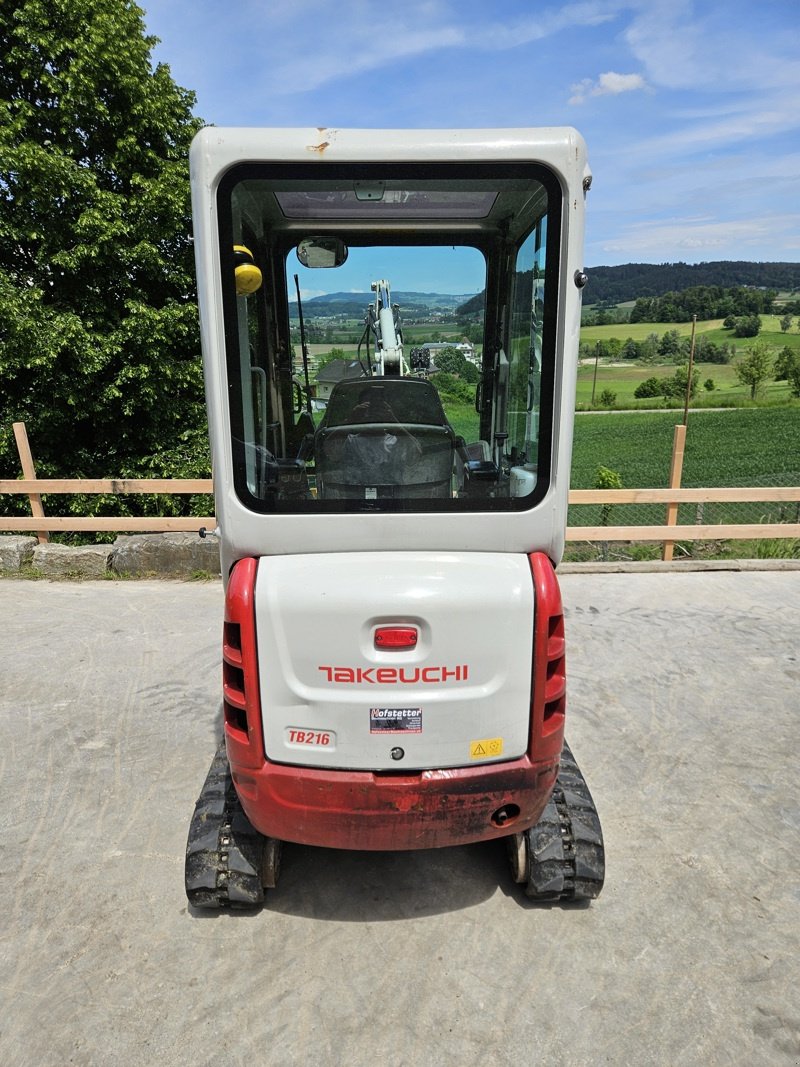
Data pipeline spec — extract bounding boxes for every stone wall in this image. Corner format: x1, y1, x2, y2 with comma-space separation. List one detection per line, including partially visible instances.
0, 532, 220, 579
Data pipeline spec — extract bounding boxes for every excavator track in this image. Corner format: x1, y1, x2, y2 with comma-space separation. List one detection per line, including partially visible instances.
184, 743, 266, 909
519, 741, 605, 902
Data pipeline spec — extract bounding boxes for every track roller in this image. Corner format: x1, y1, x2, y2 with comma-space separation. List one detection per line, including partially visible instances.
185, 743, 281, 909
508, 741, 605, 902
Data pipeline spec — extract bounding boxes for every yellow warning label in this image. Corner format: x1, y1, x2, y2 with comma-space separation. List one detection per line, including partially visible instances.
470, 737, 503, 759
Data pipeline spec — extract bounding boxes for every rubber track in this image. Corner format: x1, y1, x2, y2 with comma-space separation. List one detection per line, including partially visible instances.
184, 743, 265, 909
524, 741, 605, 901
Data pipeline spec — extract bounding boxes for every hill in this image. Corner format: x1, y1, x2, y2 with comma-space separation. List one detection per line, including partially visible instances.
583, 261, 800, 305
455, 261, 800, 317
290, 291, 476, 318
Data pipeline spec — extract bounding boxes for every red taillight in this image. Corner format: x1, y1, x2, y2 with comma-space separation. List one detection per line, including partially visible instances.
374, 626, 418, 650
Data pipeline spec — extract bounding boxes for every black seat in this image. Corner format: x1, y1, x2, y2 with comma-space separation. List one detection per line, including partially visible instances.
315, 379, 455, 500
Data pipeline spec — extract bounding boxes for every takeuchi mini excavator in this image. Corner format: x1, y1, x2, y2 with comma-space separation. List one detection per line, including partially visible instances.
185, 127, 605, 906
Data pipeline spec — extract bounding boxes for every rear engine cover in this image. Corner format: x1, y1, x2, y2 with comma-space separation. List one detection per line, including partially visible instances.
254, 552, 533, 771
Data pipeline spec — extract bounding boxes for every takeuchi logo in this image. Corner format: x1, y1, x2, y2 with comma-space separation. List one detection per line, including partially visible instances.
318, 665, 469, 684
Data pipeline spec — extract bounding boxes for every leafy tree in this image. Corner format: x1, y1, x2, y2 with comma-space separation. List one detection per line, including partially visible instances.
780, 313, 793, 333
638, 332, 660, 363
429, 372, 474, 405
634, 376, 662, 399
628, 283, 775, 324
598, 389, 616, 407
595, 464, 623, 542
774, 345, 799, 382
670, 364, 699, 400
432, 346, 478, 382
658, 329, 682, 359
733, 314, 761, 338
704, 378, 715, 392
735, 342, 772, 399
620, 338, 639, 360
0, 0, 204, 493
634, 367, 699, 402
694, 336, 730, 364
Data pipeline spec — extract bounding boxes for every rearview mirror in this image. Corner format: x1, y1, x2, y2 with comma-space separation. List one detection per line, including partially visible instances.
296, 237, 348, 269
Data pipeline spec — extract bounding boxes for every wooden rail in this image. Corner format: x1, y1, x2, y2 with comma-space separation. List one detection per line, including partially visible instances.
1, 423, 215, 533
569, 487, 800, 504
1, 480, 799, 540
566, 486, 800, 543
2, 420, 798, 543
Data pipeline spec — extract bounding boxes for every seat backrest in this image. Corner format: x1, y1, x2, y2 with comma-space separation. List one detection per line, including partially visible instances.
315, 423, 454, 500
315, 377, 455, 500
321, 377, 449, 430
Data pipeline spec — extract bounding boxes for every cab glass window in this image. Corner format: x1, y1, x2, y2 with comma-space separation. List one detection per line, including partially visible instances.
216, 163, 561, 513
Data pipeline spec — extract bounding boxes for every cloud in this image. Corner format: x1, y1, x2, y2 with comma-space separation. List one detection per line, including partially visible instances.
569, 70, 647, 104
260, 0, 623, 94
597, 214, 800, 258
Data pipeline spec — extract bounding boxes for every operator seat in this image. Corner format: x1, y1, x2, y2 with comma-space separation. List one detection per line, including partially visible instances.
314, 378, 455, 500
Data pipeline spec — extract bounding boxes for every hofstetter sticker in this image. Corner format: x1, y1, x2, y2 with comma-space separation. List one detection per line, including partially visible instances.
370, 707, 422, 734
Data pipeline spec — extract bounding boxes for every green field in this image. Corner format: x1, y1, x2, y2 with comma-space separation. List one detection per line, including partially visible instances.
581, 315, 800, 353
571, 407, 800, 489
568, 406, 800, 541
575, 361, 797, 408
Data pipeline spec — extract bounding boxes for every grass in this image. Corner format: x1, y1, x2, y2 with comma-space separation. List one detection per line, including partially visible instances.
581, 316, 800, 353
575, 360, 798, 409
568, 406, 800, 537
571, 407, 800, 488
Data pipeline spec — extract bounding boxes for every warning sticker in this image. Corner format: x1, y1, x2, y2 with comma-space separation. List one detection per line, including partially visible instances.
470, 737, 504, 759
370, 707, 422, 734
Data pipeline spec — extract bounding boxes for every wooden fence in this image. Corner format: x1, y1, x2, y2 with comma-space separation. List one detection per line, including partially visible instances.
3, 422, 800, 551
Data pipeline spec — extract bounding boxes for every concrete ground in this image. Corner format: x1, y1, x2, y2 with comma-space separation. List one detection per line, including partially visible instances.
1, 571, 798, 1067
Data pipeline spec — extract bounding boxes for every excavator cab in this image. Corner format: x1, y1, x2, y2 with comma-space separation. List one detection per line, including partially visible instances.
186, 128, 604, 907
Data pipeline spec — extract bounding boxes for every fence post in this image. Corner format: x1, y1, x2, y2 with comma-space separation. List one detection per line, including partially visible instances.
12, 422, 49, 544
662, 423, 686, 561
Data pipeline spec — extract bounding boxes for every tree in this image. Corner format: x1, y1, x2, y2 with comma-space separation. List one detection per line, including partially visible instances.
658, 329, 682, 359
670, 364, 699, 400
620, 338, 640, 360
432, 346, 478, 382
634, 376, 662, 399
0, 0, 204, 493
595, 464, 623, 558
733, 314, 761, 338
735, 342, 772, 399
780, 313, 793, 333
774, 346, 798, 382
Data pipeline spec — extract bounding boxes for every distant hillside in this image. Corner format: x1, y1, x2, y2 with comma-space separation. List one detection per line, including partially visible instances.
583, 261, 800, 305
455, 261, 800, 316
290, 290, 476, 318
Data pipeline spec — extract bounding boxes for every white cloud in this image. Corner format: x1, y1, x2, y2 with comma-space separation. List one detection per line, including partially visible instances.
261, 0, 624, 95
599, 214, 800, 258
569, 70, 647, 104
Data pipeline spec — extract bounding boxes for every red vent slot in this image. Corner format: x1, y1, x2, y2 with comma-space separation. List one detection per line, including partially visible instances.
223, 661, 246, 709
529, 552, 567, 759
223, 621, 243, 666
223, 558, 264, 769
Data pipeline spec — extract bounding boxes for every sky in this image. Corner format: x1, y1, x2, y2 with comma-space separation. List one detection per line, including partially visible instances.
141, 0, 800, 295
